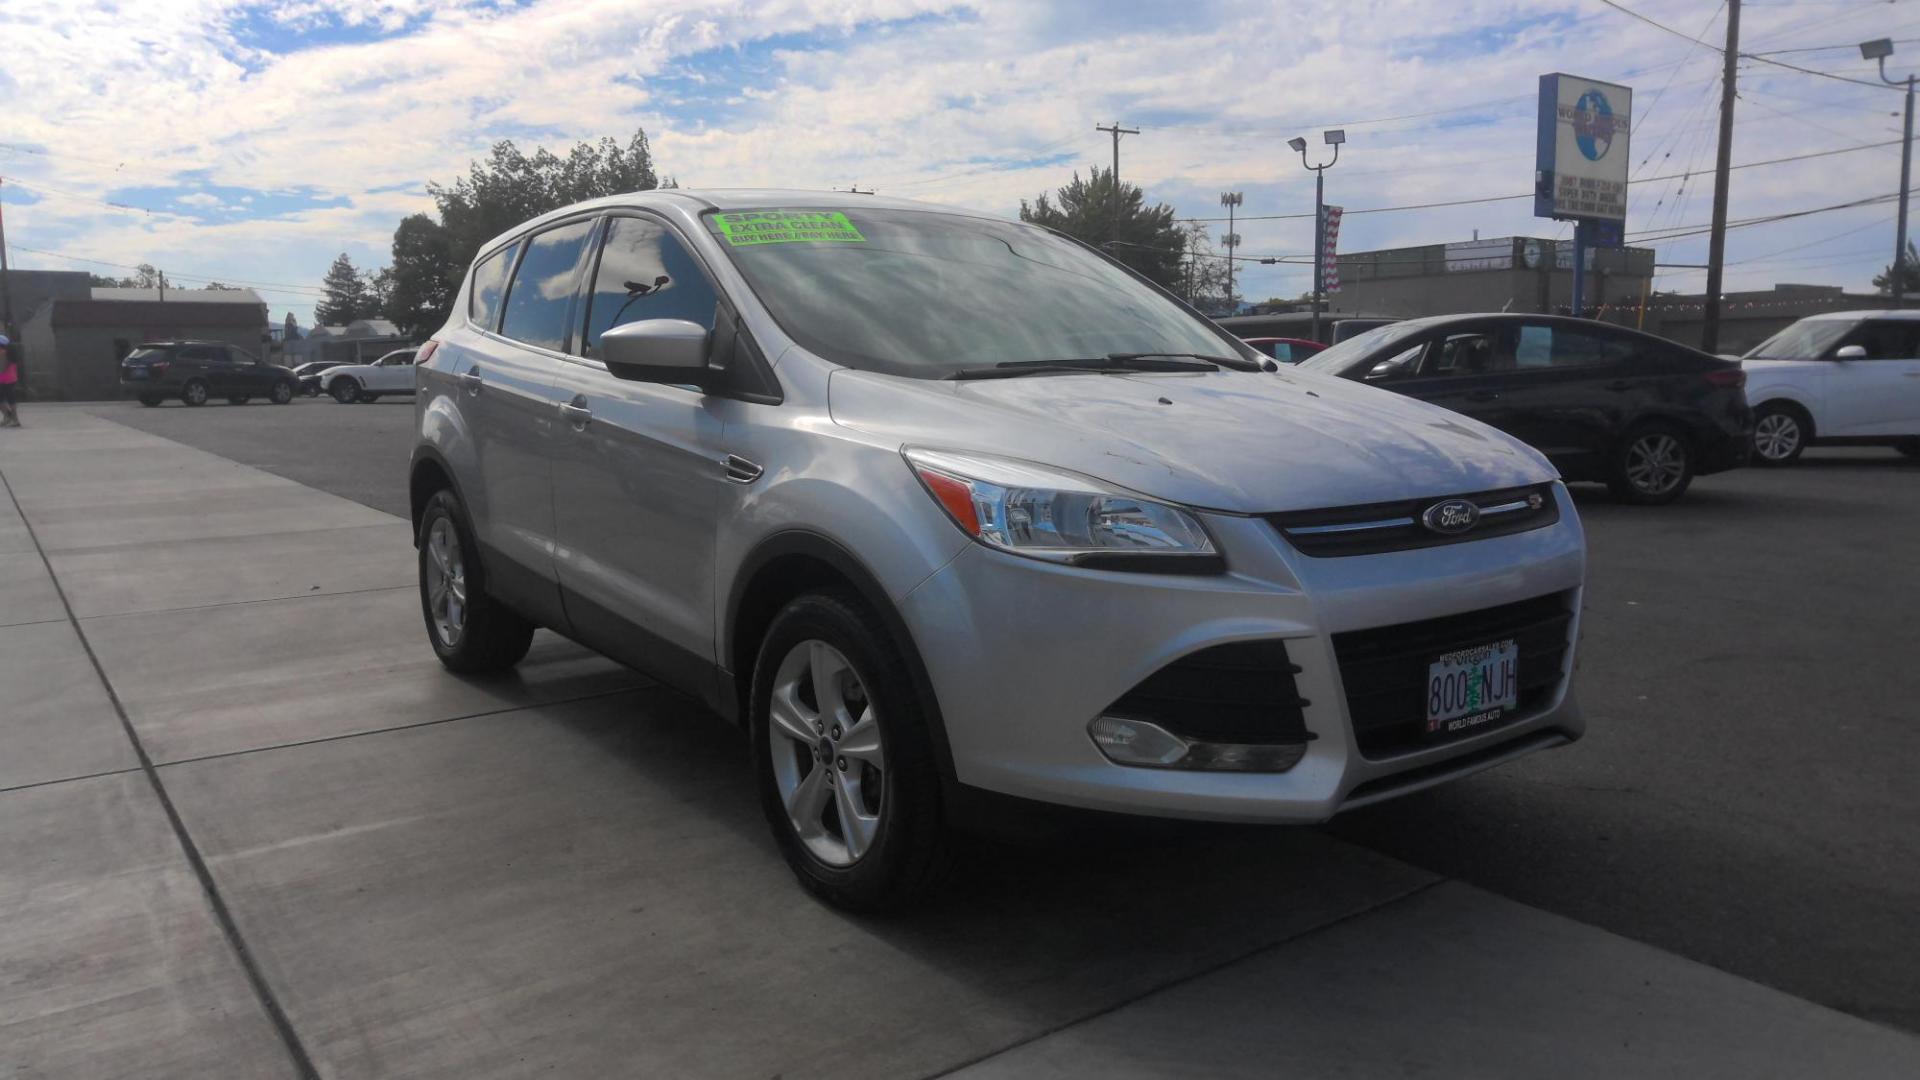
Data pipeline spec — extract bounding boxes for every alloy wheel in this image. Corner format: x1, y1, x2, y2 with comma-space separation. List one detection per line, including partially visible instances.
1754, 412, 1801, 462
767, 639, 886, 867
183, 381, 208, 406
1625, 433, 1686, 495
423, 517, 467, 647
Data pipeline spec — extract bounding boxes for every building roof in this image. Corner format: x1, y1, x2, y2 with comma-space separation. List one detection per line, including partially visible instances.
89, 287, 267, 304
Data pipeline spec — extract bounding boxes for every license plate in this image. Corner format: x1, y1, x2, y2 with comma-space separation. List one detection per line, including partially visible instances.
1426, 639, 1518, 736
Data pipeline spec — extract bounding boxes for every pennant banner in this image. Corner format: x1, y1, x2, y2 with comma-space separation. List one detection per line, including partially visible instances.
1320, 205, 1344, 294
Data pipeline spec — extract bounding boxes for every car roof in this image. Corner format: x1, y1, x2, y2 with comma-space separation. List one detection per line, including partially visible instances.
137, 340, 228, 348
478, 188, 1004, 256
1797, 309, 1920, 321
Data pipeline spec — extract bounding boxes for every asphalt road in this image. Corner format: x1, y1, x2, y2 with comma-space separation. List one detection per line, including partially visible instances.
90, 394, 1920, 1032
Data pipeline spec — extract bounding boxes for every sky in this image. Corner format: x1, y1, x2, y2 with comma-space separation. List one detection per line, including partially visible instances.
2, 0, 1918, 326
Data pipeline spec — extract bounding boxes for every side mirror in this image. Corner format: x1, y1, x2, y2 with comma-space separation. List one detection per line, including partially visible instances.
600, 319, 712, 386
1833, 344, 1867, 361
1365, 360, 1399, 380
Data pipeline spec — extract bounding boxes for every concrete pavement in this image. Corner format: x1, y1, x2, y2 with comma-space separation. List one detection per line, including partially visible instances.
3, 405, 1916, 1078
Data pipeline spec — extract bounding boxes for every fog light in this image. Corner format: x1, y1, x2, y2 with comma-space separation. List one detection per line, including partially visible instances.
1088, 716, 1310, 773
1088, 716, 1189, 766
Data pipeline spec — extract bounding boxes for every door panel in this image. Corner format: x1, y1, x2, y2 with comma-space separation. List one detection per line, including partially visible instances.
1823, 321, 1920, 435
1495, 324, 1638, 478
1374, 326, 1516, 438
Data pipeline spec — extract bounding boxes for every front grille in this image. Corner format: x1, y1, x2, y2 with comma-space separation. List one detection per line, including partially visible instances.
1333, 591, 1575, 758
1101, 640, 1311, 746
1266, 483, 1560, 557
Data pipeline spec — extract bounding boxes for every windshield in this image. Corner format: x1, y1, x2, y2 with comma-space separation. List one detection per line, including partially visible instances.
1744, 319, 1851, 359
705, 207, 1245, 378
1295, 320, 1433, 375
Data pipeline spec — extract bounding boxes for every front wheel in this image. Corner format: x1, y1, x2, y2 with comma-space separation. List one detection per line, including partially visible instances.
331, 379, 359, 404
1607, 425, 1694, 505
181, 379, 209, 407
416, 488, 534, 673
269, 381, 295, 405
752, 591, 949, 912
1752, 403, 1809, 466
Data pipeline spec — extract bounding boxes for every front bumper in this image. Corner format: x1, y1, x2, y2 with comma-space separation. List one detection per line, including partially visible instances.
898, 483, 1586, 823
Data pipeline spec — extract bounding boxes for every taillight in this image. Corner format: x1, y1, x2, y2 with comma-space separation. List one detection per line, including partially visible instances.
151, 361, 171, 376
416, 341, 439, 364
1704, 367, 1744, 389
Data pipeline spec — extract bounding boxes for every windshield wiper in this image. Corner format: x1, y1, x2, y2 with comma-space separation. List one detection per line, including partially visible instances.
1110, 351, 1264, 372
945, 354, 1230, 380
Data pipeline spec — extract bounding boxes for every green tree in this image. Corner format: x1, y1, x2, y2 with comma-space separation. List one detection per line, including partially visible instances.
377, 129, 668, 336
1019, 166, 1186, 289
315, 253, 373, 325
1873, 240, 1920, 295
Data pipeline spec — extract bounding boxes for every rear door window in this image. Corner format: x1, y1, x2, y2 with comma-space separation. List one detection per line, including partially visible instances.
1841, 320, 1920, 359
500, 220, 598, 352
468, 241, 521, 331
177, 345, 217, 363
1513, 324, 1633, 370
580, 216, 721, 359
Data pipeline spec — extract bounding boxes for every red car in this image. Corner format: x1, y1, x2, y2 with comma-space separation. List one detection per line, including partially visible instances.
1240, 336, 1326, 364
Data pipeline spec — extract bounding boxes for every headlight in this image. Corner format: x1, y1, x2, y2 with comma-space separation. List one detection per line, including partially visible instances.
903, 447, 1222, 573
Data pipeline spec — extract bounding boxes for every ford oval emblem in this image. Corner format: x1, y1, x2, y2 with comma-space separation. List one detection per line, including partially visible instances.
1421, 499, 1481, 535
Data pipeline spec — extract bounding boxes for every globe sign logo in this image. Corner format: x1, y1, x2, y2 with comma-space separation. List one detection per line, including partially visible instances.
1573, 89, 1617, 162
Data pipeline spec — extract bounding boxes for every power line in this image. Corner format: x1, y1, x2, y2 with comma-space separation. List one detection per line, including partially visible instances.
1749, 36, 1920, 56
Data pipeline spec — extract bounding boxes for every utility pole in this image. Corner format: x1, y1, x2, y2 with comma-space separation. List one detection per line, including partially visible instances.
1702, 0, 1741, 354
158, 269, 167, 302
1095, 122, 1139, 244
1863, 37, 1915, 306
1220, 192, 1242, 311
0, 177, 15, 337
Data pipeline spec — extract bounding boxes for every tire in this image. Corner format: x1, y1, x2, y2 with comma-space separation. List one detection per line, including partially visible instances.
1751, 402, 1810, 466
751, 590, 949, 912
331, 379, 360, 404
181, 379, 209, 407
227, 395, 249, 405
357, 391, 379, 404
270, 381, 295, 405
1607, 423, 1694, 505
138, 395, 162, 407
416, 488, 535, 674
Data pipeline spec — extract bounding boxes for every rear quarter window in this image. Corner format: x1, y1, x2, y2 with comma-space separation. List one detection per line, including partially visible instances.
468, 242, 520, 330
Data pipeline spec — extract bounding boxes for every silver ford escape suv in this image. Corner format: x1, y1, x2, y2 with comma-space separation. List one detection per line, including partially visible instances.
409, 190, 1587, 910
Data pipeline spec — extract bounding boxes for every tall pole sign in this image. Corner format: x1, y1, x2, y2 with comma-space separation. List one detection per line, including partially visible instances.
1535, 73, 1632, 317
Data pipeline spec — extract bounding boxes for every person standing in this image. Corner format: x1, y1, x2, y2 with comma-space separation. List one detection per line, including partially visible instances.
0, 333, 19, 428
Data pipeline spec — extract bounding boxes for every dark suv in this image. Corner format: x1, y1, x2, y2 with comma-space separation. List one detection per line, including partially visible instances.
120, 341, 299, 407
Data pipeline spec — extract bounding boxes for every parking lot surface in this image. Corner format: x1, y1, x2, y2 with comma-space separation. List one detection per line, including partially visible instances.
3, 401, 1915, 1076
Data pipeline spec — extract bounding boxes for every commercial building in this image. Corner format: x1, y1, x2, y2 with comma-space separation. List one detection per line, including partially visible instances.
7, 272, 270, 400
1331, 236, 1657, 321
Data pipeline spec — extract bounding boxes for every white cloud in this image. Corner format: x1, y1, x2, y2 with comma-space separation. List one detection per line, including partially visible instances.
1, 0, 1910, 322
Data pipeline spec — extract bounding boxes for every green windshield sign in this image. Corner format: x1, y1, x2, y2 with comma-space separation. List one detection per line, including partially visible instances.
715, 210, 866, 246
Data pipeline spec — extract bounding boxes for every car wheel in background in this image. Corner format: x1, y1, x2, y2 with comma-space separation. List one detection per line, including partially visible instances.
1751, 403, 1809, 466
137, 395, 163, 407
331, 379, 360, 404
1608, 424, 1694, 505
270, 381, 295, 405
181, 379, 210, 407
416, 487, 535, 674
751, 590, 949, 912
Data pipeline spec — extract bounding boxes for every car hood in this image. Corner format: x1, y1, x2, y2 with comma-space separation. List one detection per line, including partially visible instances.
827, 367, 1555, 513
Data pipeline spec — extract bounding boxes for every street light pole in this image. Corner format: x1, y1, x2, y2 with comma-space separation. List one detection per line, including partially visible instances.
1291, 129, 1345, 343
1864, 39, 1914, 306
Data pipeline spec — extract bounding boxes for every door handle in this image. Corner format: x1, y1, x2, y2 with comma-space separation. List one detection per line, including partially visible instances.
458, 368, 482, 396
558, 400, 593, 429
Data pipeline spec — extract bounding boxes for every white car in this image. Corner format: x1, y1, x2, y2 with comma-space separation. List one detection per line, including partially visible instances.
320, 348, 418, 404
1742, 311, 1920, 464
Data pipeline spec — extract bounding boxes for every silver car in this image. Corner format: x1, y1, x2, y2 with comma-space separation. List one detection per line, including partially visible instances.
408, 190, 1586, 910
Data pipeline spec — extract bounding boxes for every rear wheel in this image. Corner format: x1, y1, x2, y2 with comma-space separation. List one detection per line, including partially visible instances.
269, 381, 295, 405
1751, 403, 1809, 466
331, 379, 360, 404
416, 488, 534, 673
181, 379, 209, 407
752, 591, 949, 911
1607, 424, 1694, 505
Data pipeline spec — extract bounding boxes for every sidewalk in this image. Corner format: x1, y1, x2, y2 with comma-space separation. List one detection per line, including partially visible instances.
2, 407, 1916, 1078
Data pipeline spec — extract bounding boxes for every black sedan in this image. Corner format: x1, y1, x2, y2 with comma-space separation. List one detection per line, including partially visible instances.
1296, 314, 1751, 504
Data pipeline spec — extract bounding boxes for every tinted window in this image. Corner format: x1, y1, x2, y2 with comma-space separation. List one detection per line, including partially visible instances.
706, 207, 1238, 378
500, 220, 597, 352
177, 345, 218, 362
582, 217, 721, 359
1297, 320, 1435, 375
1513, 324, 1631, 370
468, 241, 520, 330
1424, 331, 1503, 376
1842, 320, 1919, 359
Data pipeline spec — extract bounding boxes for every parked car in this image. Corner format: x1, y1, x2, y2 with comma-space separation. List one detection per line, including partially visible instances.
1740, 311, 1920, 464
119, 341, 298, 407
1297, 314, 1750, 504
1239, 336, 1325, 363
1330, 317, 1399, 343
292, 360, 346, 396
409, 191, 1587, 910
320, 348, 418, 403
